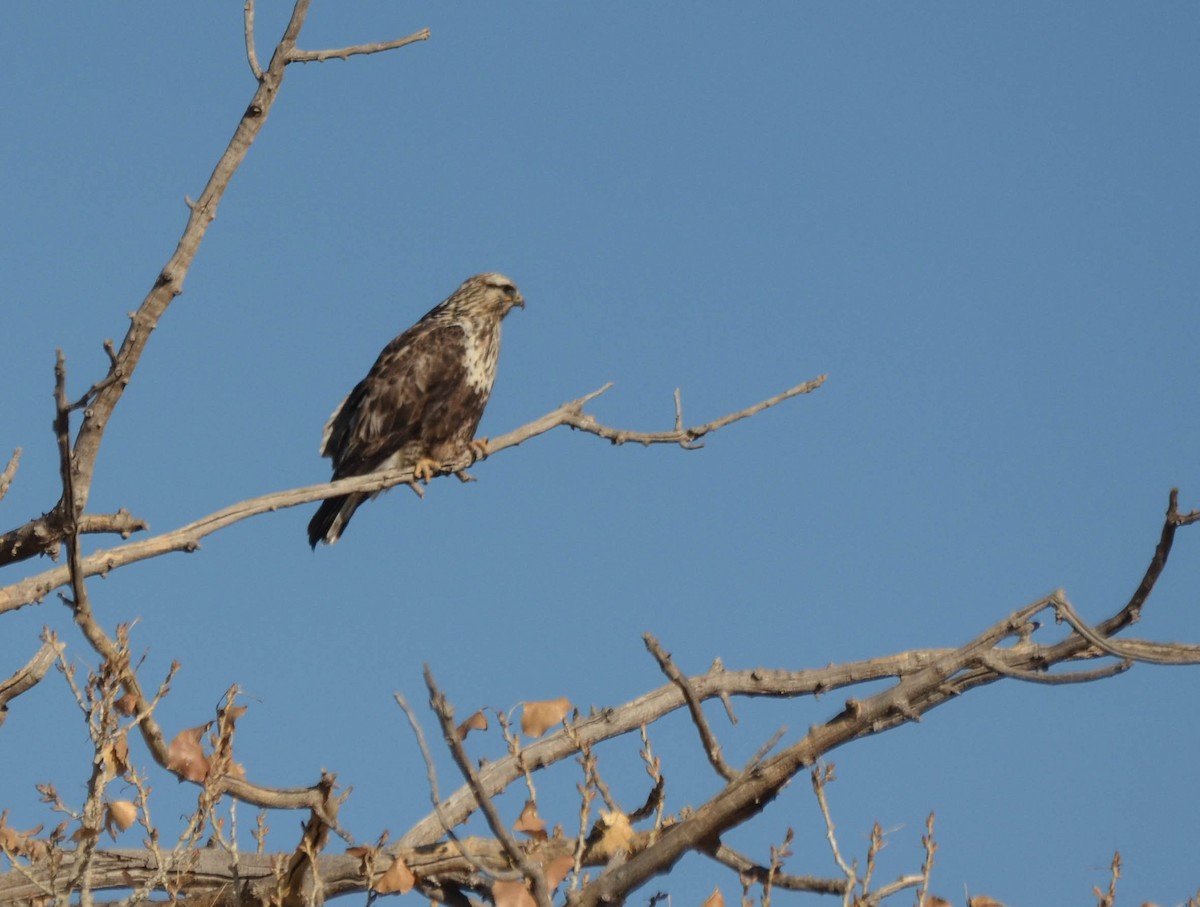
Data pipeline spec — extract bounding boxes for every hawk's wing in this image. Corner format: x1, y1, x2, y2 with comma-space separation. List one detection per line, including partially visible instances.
321, 320, 472, 476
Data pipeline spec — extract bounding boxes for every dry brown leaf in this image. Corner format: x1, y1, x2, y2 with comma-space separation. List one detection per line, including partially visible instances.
968, 897, 1005, 907
493, 879, 536, 907
543, 854, 575, 889
114, 692, 139, 716
346, 845, 373, 860
456, 709, 488, 740
373, 855, 415, 895
586, 810, 635, 861
0, 819, 45, 859
100, 732, 131, 780
521, 697, 571, 737
166, 723, 211, 782
513, 800, 547, 840
927, 898, 953, 907
699, 887, 724, 907
104, 800, 137, 838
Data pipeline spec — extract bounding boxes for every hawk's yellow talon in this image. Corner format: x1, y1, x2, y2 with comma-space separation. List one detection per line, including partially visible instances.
412, 457, 439, 484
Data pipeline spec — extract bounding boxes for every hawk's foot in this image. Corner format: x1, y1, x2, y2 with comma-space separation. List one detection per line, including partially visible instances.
468, 437, 490, 463
412, 457, 439, 485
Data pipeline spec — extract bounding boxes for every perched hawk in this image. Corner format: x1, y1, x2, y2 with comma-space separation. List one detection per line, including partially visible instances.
307, 273, 524, 547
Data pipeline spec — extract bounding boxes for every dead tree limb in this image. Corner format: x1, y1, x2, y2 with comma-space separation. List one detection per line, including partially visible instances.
0, 377, 825, 616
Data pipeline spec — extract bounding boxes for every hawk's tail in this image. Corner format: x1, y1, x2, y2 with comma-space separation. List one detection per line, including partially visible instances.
307, 493, 366, 548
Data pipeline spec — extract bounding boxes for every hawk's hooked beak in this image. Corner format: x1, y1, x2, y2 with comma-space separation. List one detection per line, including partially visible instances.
511, 293, 525, 310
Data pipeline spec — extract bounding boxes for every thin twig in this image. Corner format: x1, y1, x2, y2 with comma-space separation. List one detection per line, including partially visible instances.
916, 812, 936, 907
393, 692, 515, 882
811, 765, 854, 884
424, 666, 552, 907
244, 0, 264, 80
288, 29, 431, 64
701, 843, 848, 895
0, 448, 19, 503
1054, 594, 1200, 665
644, 634, 736, 781
976, 653, 1132, 684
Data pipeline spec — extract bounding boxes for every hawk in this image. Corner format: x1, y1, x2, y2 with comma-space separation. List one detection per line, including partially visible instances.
307, 273, 524, 547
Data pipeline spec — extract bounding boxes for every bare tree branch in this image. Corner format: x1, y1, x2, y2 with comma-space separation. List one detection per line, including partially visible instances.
0, 510, 147, 568
2, 2, 1196, 903
0, 377, 825, 614
288, 29, 431, 64
0, 633, 65, 728
0, 448, 19, 503
243, 0, 263, 80
644, 634, 737, 782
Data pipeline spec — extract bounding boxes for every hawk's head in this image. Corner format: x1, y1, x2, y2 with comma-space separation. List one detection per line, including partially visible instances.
448, 273, 525, 320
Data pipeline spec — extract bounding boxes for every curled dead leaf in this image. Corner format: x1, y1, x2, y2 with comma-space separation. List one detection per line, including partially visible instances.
586, 810, 635, 861
521, 697, 571, 737
513, 800, 546, 840
115, 692, 139, 716
166, 723, 211, 782
699, 888, 724, 907
100, 732, 131, 780
373, 855, 415, 895
104, 800, 137, 838
456, 709, 488, 740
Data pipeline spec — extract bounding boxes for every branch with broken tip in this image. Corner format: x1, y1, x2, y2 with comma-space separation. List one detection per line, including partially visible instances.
0, 633, 65, 726
0, 509, 149, 570
0, 377, 824, 613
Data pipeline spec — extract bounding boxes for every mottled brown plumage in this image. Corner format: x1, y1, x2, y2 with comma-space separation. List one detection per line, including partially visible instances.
308, 273, 524, 547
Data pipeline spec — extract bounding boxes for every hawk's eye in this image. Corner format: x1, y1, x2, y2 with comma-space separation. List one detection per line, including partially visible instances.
500, 285, 516, 296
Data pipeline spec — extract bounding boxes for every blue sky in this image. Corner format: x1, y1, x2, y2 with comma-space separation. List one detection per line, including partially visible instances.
2, 3, 1199, 904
